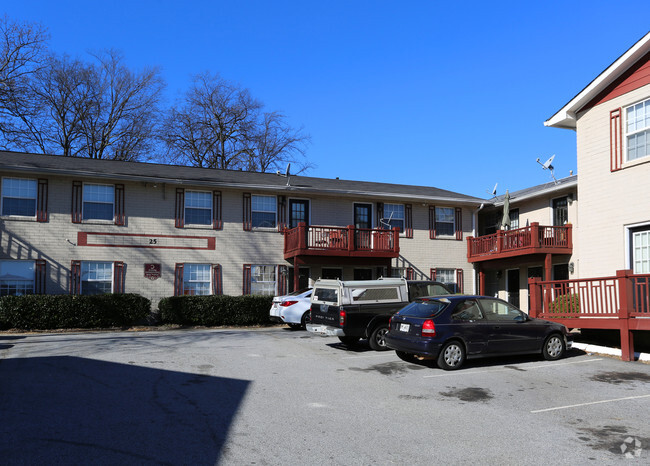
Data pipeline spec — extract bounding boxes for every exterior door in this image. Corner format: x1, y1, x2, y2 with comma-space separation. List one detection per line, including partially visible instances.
354, 203, 372, 229
506, 269, 520, 308
631, 227, 650, 274
289, 199, 309, 229
288, 267, 310, 292
552, 197, 568, 226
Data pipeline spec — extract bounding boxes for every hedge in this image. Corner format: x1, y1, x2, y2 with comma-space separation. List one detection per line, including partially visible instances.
159, 295, 274, 326
0, 293, 151, 330
549, 293, 580, 316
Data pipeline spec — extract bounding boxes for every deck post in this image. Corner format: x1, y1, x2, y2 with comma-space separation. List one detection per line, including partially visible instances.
298, 222, 307, 251
467, 236, 473, 259
479, 267, 485, 296
531, 222, 540, 248
392, 227, 400, 253
496, 230, 503, 253
616, 269, 635, 361
528, 277, 541, 318
347, 225, 355, 252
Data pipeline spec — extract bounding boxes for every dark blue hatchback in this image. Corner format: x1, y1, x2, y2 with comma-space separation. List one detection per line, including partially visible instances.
385, 295, 573, 370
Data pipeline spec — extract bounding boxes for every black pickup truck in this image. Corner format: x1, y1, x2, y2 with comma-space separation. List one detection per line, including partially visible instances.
306, 278, 452, 350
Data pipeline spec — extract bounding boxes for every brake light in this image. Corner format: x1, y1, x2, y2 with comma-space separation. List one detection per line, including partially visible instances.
339, 309, 346, 326
422, 319, 436, 337
280, 300, 299, 307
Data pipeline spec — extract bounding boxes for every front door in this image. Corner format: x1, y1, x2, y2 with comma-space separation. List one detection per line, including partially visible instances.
552, 197, 568, 226
506, 269, 520, 308
288, 267, 310, 293
354, 203, 372, 229
289, 199, 309, 229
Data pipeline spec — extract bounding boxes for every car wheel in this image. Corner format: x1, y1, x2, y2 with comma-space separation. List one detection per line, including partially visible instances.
437, 341, 465, 370
395, 351, 417, 363
542, 334, 565, 361
368, 324, 390, 351
338, 336, 361, 346
300, 311, 311, 330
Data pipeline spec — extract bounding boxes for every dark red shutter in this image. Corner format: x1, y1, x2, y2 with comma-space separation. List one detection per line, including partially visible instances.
175, 188, 185, 228
114, 184, 125, 226
243, 193, 252, 231
277, 265, 288, 295
174, 263, 184, 296
213, 190, 222, 230
456, 269, 464, 293
277, 196, 286, 232
212, 264, 223, 295
610, 108, 623, 172
35, 259, 46, 294
71, 181, 83, 223
429, 205, 436, 239
405, 204, 413, 238
113, 261, 124, 293
70, 260, 81, 295
243, 264, 252, 295
455, 207, 463, 240
37, 179, 48, 222
406, 267, 414, 280
376, 203, 384, 228
430, 268, 437, 280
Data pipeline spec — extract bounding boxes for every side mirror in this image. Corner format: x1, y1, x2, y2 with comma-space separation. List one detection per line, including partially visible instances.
514, 314, 527, 322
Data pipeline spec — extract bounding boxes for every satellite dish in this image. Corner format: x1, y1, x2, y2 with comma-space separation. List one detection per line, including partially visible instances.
276, 162, 292, 186
285, 163, 291, 177
486, 183, 498, 197
536, 155, 558, 184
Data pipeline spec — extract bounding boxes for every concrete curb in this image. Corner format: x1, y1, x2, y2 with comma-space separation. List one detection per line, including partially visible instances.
572, 342, 650, 362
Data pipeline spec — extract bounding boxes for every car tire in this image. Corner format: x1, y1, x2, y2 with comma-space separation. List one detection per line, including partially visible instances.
300, 311, 311, 330
368, 324, 390, 351
542, 334, 565, 361
437, 340, 465, 370
338, 336, 361, 346
395, 351, 417, 363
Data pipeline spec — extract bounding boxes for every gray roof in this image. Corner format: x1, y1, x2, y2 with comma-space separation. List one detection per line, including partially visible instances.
0, 151, 485, 205
491, 175, 578, 206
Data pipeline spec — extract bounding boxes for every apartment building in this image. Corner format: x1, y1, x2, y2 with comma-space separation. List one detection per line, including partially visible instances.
0, 151, 483, 307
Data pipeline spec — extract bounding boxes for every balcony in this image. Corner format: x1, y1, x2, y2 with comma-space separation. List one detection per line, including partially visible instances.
283, 223, 400, 260
467, 222, 572, 263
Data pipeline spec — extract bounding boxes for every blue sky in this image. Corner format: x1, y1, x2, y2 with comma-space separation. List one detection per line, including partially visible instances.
4, 1, 650, 198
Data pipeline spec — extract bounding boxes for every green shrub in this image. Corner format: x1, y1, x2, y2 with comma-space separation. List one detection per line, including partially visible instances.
0, 293, 151, 330
549, 293, 580, 315
158, 295, 274, 326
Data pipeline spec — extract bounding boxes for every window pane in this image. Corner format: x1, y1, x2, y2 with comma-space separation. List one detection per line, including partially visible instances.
252, 211, 276, 228
436, 207, 455, 236
384, 204, 404, 232
185, 191, 212, 225
0, 261, 35, 296
83, 202, 114, 220
2, 198, 36, 216
251, 196, 276, 228
184, 264, 211, 295
2, 178, 37, 217
186, 208, 211, 225
84, 184, 114, 203
436, 268, 457, 292
251, 265, 276, 296
81, 262, 113, 295
252, 195, 275, 212
83, 184, 114, 220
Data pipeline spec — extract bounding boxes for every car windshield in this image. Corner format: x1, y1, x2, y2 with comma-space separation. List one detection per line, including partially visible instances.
396, 300, 448, 318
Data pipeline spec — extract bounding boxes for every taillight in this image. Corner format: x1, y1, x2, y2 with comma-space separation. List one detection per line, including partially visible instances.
422, 319, 436, 337
339, 309, 346, 326
281, 300, 299, 307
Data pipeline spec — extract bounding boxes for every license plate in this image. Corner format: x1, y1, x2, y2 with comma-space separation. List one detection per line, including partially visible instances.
399, 323, 410, 332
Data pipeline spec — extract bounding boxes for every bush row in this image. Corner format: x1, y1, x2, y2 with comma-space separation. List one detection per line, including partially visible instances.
158, 295, 274, 326
0, 293, 151, 330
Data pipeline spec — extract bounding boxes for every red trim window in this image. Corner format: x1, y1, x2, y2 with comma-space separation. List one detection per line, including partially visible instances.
174, 263, 216, 295
71, 261, 121, 295
243, 264, 277, 295
429, 206, 462, 240
1, 177, 45, 220
72, 182, 123, 225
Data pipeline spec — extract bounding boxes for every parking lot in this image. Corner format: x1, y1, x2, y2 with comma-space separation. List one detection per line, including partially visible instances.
1, 327, 649, 465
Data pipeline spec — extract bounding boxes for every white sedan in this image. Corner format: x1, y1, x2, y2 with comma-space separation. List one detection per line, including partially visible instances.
269, 288, 313, 329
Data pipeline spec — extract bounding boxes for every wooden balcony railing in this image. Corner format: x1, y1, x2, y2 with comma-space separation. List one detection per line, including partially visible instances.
283, 223, 400, 258
467, 222, 572, 262
528, 270, 650, 361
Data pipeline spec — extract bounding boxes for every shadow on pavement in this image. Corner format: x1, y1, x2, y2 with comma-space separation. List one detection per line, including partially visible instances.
0, 356, 249, 464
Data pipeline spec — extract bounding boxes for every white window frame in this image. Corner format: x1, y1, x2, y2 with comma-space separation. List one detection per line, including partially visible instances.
184, 190, 212, 226
251, 264, 277, 295
1, 177, 37, 218
625, 98, 650, 163
183, 263, 212, 295
0, 260, 35, 296
251, 195, 277, 229
436, 268, 457, 292
82, 183, 115, 222
435, 207, 456, 238
383, 203, 405, 234
80, 261, 114, 295
626, 222, 650, 274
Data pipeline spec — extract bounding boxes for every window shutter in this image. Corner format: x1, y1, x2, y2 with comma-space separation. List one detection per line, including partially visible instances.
277, 196, 286, 232
243, 264, 252, 295
376, 203, 384, 227
35, 259, 46, 294
70, 260, 81, 295
405, 204, 413, 238
212, 264, 223, 295
175, 188, 185, 228
243, 193, 252, 231
114, 184, 125, 226
114, 261, 125, 293
610, 108, 623, 172
277, 265, 288, 295
455, 207, 463, 240
71, 181, 83, 223
430, 268, 437, 280
37, 179, 48, 222
429, 205, 436, 239
456, 269, 464, 293
213, 190, 222, 230
406, 267, 414, 280
174, 263, 184, 296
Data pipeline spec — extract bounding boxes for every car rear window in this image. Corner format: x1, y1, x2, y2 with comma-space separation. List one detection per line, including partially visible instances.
313, 287, 338, 304
350, 287, 399, 302
396, 300, 448, 318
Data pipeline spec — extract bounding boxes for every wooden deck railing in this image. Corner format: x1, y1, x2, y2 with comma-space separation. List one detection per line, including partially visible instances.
284, 223, 399, 257
467, 223, 572, 261
528, 270, 650, 361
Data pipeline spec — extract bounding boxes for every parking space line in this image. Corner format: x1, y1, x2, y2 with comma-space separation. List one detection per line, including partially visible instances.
531, 394, 650, 413
423, 358, 603, 378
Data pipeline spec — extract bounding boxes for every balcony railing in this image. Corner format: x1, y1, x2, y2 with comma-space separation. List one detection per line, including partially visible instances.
467, 222, 572, 262
283, 223, 400, 258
